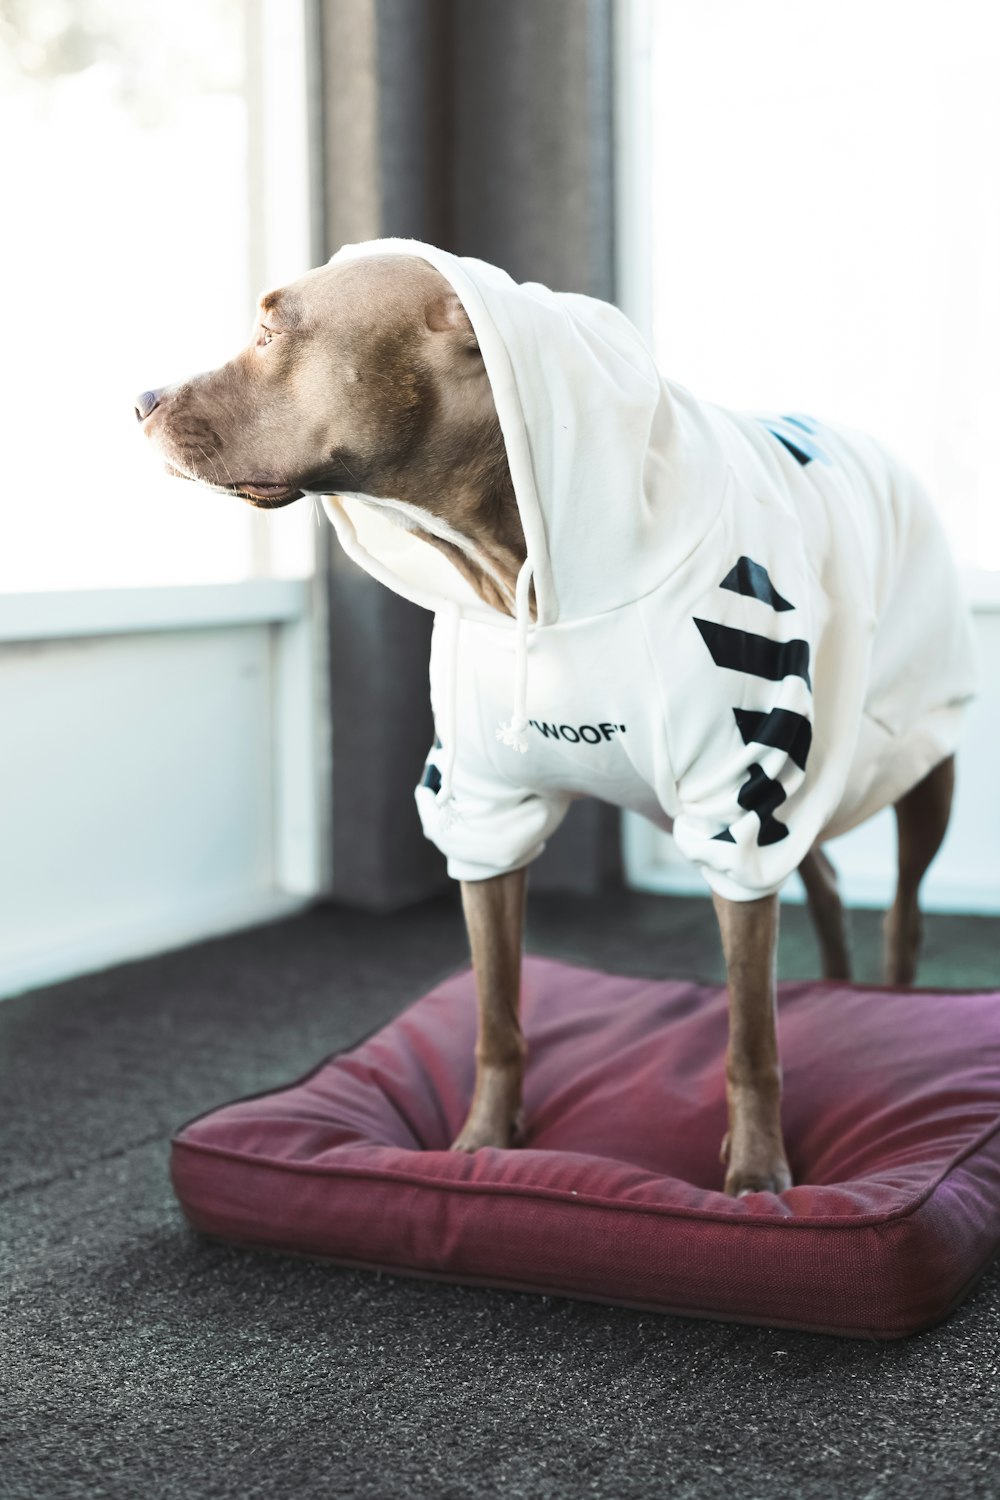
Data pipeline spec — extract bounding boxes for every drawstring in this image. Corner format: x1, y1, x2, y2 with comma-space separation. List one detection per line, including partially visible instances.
435, 600, 462, 826
496, 557, 534, 754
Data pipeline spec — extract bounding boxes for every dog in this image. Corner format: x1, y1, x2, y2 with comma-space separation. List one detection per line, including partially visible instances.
136, 239, 977, 1196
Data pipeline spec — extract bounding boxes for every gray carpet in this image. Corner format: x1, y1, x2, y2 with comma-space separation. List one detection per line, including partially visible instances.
3, 891, 1000, 1500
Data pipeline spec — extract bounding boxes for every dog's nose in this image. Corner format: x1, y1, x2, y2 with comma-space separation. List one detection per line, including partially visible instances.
134, 389, 162, 423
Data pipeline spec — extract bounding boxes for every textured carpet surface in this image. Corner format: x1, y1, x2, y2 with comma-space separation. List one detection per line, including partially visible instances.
3, 891, 1000, 1499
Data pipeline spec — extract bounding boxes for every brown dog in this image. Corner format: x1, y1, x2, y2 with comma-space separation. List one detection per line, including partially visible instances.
136, 250, 962, 1196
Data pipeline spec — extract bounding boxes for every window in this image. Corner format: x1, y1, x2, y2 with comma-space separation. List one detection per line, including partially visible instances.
618, 0, 1000, 913
631, 0, 1000, 574
0, 0, 314, 593
0, 1, 325, 996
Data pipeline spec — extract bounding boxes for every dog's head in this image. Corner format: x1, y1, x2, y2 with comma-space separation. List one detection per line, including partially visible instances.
136, 255, 495, 511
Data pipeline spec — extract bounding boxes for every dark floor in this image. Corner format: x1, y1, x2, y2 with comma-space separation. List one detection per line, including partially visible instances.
3, 891, 1000, 1500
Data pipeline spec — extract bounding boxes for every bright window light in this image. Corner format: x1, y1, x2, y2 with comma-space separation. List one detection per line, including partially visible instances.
647, 0, 1000, 572
0, 0, 314, 593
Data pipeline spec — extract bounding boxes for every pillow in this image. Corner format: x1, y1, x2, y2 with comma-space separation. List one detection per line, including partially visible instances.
170, 957, 1000, 1338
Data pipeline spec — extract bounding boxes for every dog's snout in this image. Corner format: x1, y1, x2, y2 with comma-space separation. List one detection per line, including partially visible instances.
134, 389, 162, 423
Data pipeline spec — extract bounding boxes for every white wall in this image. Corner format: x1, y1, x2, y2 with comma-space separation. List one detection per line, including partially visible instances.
625, 609, 1000, 915
0, 582, 324, 998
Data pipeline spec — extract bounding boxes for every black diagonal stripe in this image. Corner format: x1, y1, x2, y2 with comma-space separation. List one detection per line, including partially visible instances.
733, 707, 812, 771
771, 431, 812, 466
694, 618, 811, 688
738, 762, 789, 846
719, 556, 794, 612
420, 762, 442, 794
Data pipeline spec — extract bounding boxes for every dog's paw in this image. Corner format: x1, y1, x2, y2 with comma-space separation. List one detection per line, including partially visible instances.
720, 1131, 793, 1196
450, 1062, 524, 1152
725, 1162, 793, 1197
450, 1106, 524, 1153
449, 1125, 506, 1152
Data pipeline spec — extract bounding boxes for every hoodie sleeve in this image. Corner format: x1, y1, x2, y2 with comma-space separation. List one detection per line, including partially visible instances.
669, 599, 874, 903
672, 748, 826, 903
414, 735, 571, 882
413, 612, 572, 882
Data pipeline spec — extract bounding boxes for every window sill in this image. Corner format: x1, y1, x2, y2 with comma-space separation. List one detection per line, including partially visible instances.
962, 568, 1000, 613
0, 578, 310, 642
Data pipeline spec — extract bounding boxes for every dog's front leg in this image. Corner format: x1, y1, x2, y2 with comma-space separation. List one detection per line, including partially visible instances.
451, 869, 527, 1152
712, 891, 792, 1196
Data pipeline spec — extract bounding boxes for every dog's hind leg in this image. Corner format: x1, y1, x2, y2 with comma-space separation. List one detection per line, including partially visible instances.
798, 845, 851, 980
451, 868, 527, 1151
884, 754, 955, 986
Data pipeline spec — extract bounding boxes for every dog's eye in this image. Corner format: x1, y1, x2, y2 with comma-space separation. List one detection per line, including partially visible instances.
258, 326, 274, 347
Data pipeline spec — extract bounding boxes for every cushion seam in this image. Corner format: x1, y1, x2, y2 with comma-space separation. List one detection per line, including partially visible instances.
171, 1103, 1000, 1229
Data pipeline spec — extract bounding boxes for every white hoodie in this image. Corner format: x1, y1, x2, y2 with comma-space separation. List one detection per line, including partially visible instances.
322, 239, 977, 901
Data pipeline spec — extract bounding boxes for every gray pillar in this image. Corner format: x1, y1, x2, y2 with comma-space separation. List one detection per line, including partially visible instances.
451, 0, 620, 893
453, 0, 615, 298
317, 0, 619, 906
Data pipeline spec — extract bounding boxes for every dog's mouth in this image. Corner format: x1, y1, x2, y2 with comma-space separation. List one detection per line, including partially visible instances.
165, 463, 303, 509
228, 480, 304, 509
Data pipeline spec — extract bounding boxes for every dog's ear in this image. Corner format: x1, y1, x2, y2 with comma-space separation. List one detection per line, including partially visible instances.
425, 291, 479, 352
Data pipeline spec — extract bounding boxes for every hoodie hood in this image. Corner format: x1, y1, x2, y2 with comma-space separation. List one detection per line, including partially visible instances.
321, 238, 730, 628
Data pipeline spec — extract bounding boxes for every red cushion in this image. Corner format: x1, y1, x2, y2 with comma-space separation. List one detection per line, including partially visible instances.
170, 957, 1000, 1338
